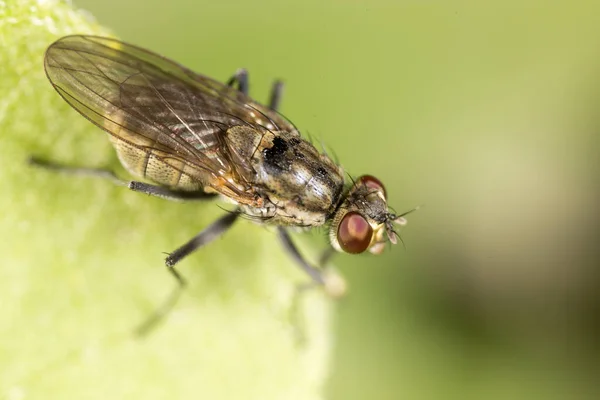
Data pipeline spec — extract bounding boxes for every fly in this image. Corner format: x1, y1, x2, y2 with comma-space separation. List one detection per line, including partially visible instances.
32, 35, 414, 333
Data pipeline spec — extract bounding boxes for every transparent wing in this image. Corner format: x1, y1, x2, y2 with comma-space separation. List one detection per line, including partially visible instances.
44, 35, 297, 200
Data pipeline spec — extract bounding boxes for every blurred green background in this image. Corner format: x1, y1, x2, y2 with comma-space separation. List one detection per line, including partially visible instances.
10, 0, 600, 398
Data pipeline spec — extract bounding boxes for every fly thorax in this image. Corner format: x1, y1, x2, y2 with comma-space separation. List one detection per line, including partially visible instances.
224, 125, 265, 182
249, 131, 344, 226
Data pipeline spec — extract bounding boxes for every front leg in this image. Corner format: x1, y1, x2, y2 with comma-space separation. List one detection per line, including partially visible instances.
278, 228, 347, 345
277, 227, 325, 285
276, 227, 347, 297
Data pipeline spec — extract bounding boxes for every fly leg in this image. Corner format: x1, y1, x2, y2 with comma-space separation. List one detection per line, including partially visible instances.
318, 247, 336, 270
226, 69, 284, 112
226, 68, 249, 95
277, 228, 347, 344
277, 227, 325, 286
136, 210, 240, 336
276, 227, 346, 294
28, 157, 216, 201
28, 155, 233, 335
165, 210, 240, 267
128, 182, 218, 201
28, 156, 125, 185
268, 80, 284, 112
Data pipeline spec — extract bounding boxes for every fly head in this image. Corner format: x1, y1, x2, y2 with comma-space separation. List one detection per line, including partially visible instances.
329, 175, 412, 255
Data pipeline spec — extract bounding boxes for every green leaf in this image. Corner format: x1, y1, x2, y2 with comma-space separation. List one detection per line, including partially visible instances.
0, 1, 333, 399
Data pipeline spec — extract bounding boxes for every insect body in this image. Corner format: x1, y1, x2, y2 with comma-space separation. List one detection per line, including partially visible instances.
39, 35, 411, 329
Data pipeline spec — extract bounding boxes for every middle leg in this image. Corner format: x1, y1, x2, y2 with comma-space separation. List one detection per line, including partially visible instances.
136, 210, 241, 335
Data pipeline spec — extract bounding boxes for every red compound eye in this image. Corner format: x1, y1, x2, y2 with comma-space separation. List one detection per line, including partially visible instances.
358, 175, 386, 198
337, 212, 373, 254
